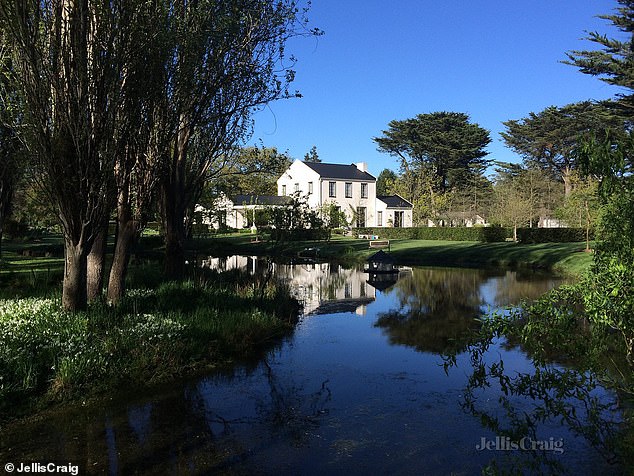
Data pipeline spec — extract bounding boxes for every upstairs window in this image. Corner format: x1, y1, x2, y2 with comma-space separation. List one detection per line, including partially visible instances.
361, 183, 368, 199
345, 182, 352, 198
294, 182, 300, 193
308, 181, 313, 194
329, 181, 336, 198
281, 185, 287, 196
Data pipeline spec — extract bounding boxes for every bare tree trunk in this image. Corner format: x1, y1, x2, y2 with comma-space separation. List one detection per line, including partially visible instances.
562, 168, 573, 197
585, 199, 591, 252
0, 181, 13, 261
164, 207, 185, 280
107, 204, 136, 304
63, 239, 88, 311
87, 225, 107, 302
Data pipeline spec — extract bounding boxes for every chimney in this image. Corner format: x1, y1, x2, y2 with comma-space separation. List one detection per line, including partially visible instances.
355, 162, 367, 173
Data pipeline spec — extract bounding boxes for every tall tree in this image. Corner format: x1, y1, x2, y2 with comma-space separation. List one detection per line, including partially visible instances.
303, 145, 321, 163
501, 101, 624, 196
376, 168, 397, 196
0, 1, 150, 310
0, 123, 19, 259
493, 161, 563, 227
105, 3, 173, 304
490, 179, 533, 242
157, 1, 320, 280
562, 1, 634, 368
375, 112, 491, 193
374, 112, 491, 220
0, 45, 21, 260
565, 0, 634, 111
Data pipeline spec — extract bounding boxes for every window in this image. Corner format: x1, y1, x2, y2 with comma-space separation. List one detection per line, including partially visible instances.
344, 282, 352, 299
294, 182, 300, 193
281, 185, 286, 196
345, 182, 352, 198
356, 207, 366, 228
361, 183, 368, 199
377, 211, 383, 227
329, 181, 336, 198
394, 211, 404, 228
308, 181, 313, 194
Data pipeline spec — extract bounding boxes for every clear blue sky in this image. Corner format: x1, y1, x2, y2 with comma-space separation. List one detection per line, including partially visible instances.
249, 0, 625, 177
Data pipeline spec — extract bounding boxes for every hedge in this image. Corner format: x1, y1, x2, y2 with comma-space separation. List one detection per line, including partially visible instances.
270, 228, 330, 242
516, 227, 593, 243
353, 226, 512, 242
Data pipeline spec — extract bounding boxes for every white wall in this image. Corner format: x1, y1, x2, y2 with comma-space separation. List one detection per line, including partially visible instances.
375, 201, 413, 228
277, 160, 377, 227
319, 179, 376, 227
277, 160, 321, 209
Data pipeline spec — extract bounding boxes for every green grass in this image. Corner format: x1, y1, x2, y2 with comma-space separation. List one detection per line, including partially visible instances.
387, 239, 594, 276
0, 267, 300, 422
198, 234, 594, 277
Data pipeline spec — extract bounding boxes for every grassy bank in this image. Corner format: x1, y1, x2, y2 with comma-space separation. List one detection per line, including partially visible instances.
198, 234, 593, 277
0, 268, 300, 422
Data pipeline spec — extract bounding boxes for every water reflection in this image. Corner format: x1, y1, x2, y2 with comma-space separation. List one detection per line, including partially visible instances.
202, 255, 408, 316
375, 268, 563, 354
0, 262, 619, 475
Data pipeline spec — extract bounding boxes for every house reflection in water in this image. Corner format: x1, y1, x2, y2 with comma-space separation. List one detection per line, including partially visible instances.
201, 256, 384, 316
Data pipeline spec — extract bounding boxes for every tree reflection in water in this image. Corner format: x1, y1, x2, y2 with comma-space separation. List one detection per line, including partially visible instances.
444, 327, 623, 474
374, 267, 489, 354
375, 267, 624, 473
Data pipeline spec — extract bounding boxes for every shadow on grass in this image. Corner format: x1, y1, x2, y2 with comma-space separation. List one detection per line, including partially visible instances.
389, 240, 590, 272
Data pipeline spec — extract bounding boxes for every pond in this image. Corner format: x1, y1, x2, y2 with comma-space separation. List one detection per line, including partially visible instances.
0, 259, 622, 474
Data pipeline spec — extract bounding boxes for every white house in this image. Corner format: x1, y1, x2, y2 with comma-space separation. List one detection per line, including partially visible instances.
376, 195, 413, 228
197, 194, 292, 229
277, 160, 413, 228
198, 160, 414, 229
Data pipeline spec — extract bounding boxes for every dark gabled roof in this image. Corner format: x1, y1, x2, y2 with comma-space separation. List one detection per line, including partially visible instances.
367, 250, 395, 263
232, 194, 292, 206
377, 195, 413, 209
302, 161, 375, 181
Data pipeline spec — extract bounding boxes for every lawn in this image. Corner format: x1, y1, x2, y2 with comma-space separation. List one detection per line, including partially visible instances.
197, 234, 593, 277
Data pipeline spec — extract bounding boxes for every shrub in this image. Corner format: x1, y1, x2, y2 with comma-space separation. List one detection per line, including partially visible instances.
516, 228, 592, 243
353, 226, 512, 242
270, 228, 330, 241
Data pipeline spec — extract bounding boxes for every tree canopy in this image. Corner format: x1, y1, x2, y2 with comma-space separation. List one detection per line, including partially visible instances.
501, 101, 625, 195
565, 0, 634, 110
374, 112, 491, 194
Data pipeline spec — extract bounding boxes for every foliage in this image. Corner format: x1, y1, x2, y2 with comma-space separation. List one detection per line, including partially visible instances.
577, 132, 634, 365
565, 0, 634, 109
319, 202, 348, 230
0, 272, 300, 420
303, 145, 321, 163
501, 101, 625, 196
489, 179, 533, 241
157, 0, 321, 279
376, 168, 398, 195
516, 227, 593, 244
354, 226, 511, 242
374, 112, 491, 193
201, 147, 293, 202
555, 174, 600, 250
374, 112, 491, 223
269, 193, 328, 242
494, 162, 564, 226
440, 284, 629, 472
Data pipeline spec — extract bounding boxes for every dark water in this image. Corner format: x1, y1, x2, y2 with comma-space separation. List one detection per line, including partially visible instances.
0, 260, 621, 475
